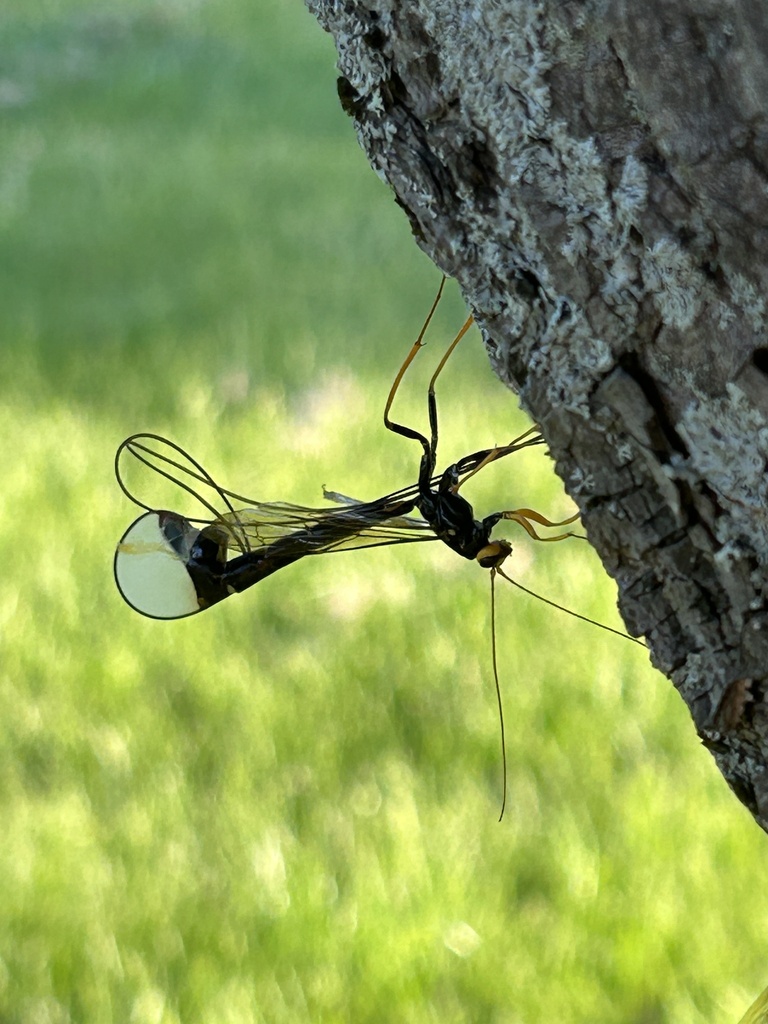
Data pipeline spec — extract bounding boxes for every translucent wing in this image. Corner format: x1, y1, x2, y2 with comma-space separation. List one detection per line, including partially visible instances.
113, 430, 547, 620
113, 435, 436, 619
217, 501, 435, 552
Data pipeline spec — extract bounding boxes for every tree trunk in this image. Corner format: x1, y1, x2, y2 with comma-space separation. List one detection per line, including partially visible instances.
306, 0, 768, 832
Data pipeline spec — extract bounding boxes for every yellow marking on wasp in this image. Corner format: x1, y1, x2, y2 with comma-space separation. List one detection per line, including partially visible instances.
117, 541, 177, 557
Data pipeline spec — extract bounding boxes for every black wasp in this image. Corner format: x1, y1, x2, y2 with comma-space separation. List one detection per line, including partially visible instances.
114, 278, 640, 815
114, 279, 579, 619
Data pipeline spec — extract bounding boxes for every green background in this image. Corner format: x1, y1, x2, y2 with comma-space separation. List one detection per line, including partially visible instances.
2, 1, 766, 1021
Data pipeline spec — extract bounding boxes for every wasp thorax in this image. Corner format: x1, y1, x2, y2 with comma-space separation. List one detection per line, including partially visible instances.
476, 540, 512, 569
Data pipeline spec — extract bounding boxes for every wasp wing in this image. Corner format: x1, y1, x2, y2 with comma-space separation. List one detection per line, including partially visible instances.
114, 436, 435, 620
114, 503, 435, 620
113, 429, 545, 620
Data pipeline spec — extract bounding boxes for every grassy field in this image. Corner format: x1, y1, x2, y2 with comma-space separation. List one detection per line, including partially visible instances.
2, 1, 768, 1021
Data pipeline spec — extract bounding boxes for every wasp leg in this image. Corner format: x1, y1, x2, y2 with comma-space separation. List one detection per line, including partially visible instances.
452, 426, 543, 492
384, 276, 473, 493
425, 313, 474, 464
383, 276, 446, 459
499, 508, 582, 541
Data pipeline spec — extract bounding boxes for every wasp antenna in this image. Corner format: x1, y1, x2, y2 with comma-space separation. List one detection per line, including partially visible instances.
495, 566, 645, 646
490, 568, 508, 821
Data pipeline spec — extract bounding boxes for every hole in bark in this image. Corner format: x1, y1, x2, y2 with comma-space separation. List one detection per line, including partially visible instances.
514, 269, 541, 301
337, 77, 364, 118
365, 26, 385, 49
698, 259, 723, 285
641, 147, 668, 176
753, 348, 768, 375
628, 225, 644, 246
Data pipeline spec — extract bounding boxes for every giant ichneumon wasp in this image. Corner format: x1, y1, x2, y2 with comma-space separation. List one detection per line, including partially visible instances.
114, 278, 642, 816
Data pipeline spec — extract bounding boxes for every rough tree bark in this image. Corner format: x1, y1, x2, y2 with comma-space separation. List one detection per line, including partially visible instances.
306, 0, 768, 832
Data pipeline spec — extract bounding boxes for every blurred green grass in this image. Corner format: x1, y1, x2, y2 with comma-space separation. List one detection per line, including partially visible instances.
1, 1, 767, 1022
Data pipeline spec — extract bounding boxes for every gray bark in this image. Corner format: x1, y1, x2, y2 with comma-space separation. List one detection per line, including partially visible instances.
307, 0, 768, 831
